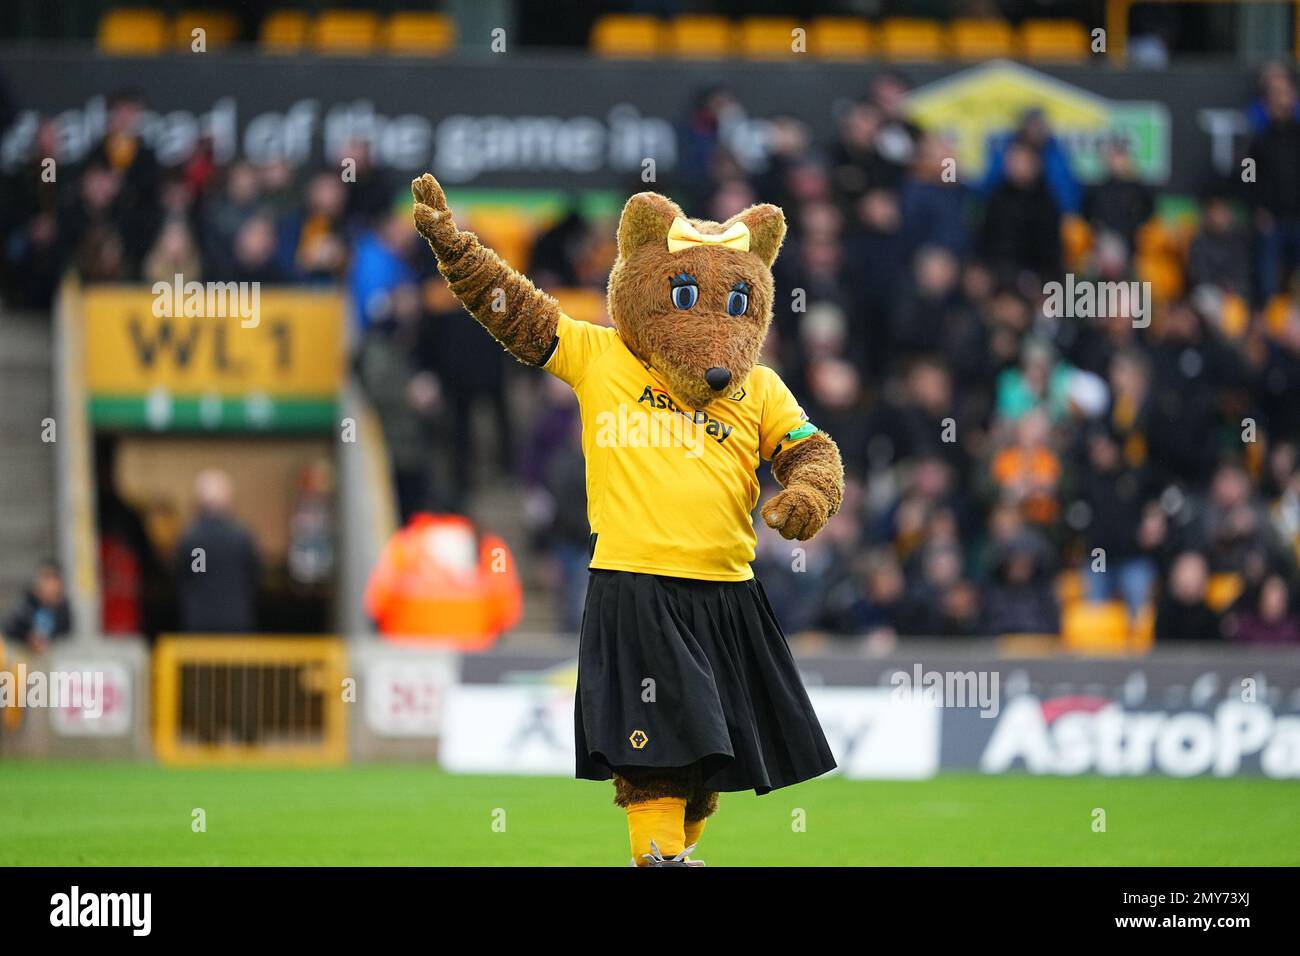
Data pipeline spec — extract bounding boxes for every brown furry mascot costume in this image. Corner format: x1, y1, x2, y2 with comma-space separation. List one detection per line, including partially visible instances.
412, 173, 842, 865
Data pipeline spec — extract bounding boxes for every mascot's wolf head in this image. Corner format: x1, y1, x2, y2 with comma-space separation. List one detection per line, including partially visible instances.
606, 193, 787, 410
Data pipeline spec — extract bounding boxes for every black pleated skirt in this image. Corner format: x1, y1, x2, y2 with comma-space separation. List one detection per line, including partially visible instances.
574, 569, 836, 794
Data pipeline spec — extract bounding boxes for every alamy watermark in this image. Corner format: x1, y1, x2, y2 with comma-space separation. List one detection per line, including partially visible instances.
50, 886, 151, 936
890, 664, 1000, 718
0, 664, 104, 717
1043, 274, 1150, 328
152, 273, 260, 328
592, 392, 736, 460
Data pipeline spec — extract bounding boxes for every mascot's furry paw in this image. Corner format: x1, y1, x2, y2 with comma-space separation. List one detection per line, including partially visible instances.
411, 173, 458, 251
761, 485, 829, 541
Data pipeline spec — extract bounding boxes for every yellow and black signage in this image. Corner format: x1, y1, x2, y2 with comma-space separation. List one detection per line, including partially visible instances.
82, 286, 345, 431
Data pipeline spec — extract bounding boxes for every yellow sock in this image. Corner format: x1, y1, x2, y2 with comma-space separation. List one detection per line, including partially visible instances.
683, 816, 706, 849
626, 797, 686, 865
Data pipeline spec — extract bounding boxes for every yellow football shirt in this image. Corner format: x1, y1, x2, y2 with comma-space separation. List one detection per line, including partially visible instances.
543, 313, 814, 581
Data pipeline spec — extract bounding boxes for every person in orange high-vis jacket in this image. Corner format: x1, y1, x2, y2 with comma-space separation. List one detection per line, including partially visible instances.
364, 513, 522, 650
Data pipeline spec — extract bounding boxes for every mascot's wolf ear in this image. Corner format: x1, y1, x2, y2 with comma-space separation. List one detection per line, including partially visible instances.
617, 192, 686, 260
726, 203, 787, 269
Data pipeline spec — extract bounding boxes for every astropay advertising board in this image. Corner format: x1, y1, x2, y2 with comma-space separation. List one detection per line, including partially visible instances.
440, 651, 1300, 780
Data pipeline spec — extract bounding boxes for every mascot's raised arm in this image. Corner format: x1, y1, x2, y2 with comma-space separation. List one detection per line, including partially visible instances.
413, 172, 843, 866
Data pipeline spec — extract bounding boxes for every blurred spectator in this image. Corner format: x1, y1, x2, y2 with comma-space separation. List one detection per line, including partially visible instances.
1260, 307, 1300, 441
281, 171, 349, 282
900, 133, 969, 256
85, 89, 161, 265
1145, 300, 1243, 485
287, 461, 335, 588
350, 209, 419, 333
1226, 574, 1300, 644
0, 118, 65, 307
529, 203, 592, 289
336, 139, 395, 229
979, 141, 1062, 283
983, 530, 1059, 635
983, 108, 1082, 215
1083, 139, 1154, 254
829, 98, 893, 208
429, 273, 514, 509
96, 437, 164, 639
868, 71, 922, 188
67, 164, 129, 282
175, 470, 261, 633
1155, 551, 1223, 641
890, 245, 963, 358
142, 220, 202, 286
355, 283, 441, 520
230, 214, 290, 284
989, 409, 1062, 528
3, 560, 72, 653
1188, 193, 1250, 296
995, 336, 1073, 424
1079, 429, 1160, 618
1191, 462, 1282, 574
522, 378, 587, 632
679, 86, 744, 209
364, 513, 522, 649
1250, 73, 1300, 303
202, 161, 262, 279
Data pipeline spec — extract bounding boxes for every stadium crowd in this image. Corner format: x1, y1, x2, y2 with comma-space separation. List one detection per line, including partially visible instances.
4, 70, 1300, 645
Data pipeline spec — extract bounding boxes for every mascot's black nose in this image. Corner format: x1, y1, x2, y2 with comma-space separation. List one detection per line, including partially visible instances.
705, 367, 732, 391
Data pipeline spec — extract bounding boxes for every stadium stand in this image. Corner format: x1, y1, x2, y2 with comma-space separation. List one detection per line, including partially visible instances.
10, 4, 1300, 652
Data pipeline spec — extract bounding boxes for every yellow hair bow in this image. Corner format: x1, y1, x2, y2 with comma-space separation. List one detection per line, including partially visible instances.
666, 216, 750, 254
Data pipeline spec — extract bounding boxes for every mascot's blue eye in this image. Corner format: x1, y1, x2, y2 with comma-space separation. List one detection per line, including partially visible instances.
726, 290, 749, 316
671, 284, 699, 310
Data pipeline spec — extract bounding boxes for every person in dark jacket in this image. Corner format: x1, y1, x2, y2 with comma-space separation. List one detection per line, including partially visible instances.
3, 560, 72, 652
175, 470, 260, 633
1084, 139, 1154, 254
979, 141, 1062, 283
1080, 427, 1159, 618
1251, 77, 1300, 303
1155, 551, 1224, 642
983, 529, 1060, 635
1188, 193, 1251, 296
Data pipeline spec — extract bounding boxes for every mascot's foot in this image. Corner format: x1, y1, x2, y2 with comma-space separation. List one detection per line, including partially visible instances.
635, 840, 705, 867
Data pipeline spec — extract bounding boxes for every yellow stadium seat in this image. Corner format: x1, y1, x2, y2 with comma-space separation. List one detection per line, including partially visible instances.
1136, 218, 1173, 255
879, 18, 946, 61
1061, 214, 1094, 271
313, 11, 380, 55
1130, 604, 1155, 653
666, 15, 732, 59
590, 14, 664, 58
1021, 19, 1089, 62
1206, 573, 1244, 613
383, 12, 455, 56
464, 210, 534, 273
98, 9, 168, 55
808, 17, 873, 59
1266, 294, 1293, 337
553, 288, 610, 326
1135, 252, 1184, 302
739, 17, 802, 59
172, 11, 240, 50
950, 19, 1014, 61
1062, 601, 1131, 654
1056, 570, 1084, 606
1219, 293, 1250, 339
260, 10, 309, 53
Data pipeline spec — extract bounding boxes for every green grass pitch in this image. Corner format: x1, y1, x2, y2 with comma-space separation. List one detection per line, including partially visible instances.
2, 763, 1296, 866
